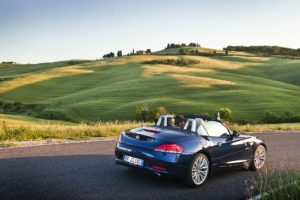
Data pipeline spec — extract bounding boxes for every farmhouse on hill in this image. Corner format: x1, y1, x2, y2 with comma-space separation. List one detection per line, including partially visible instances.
136, 50, 145, 55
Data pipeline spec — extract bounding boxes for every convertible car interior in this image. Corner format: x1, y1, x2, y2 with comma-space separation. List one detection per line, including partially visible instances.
155, 114, 231, 137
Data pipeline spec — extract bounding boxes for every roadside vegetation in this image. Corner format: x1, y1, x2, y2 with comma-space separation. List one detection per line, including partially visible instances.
0, 118, 144, 141
248, 171, 300, 200
229, 122, 300, 133
0, 111, 300, 144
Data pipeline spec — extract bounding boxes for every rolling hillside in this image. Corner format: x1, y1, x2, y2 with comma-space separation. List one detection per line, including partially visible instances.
1, 47, 300, 123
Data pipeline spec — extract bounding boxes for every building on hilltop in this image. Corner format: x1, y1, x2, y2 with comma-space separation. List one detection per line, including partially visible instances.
136, 50, 145, 55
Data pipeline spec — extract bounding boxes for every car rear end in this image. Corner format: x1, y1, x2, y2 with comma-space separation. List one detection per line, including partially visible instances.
115, 127, 193, 178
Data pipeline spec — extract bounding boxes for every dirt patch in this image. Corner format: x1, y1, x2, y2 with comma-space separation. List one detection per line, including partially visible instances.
142, 64, 211, 77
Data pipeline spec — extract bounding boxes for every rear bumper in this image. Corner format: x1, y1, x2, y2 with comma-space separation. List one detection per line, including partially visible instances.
115, 158, 169, 175
115, 142, 192, 178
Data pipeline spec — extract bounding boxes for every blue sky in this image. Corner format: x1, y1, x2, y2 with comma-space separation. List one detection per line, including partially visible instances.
1, 0, 299, 63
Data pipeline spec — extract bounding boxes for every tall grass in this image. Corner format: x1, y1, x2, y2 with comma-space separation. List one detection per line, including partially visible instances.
0, 121, 145, 141
228, 123, 300, 132
1, 117, 300, 142
250, 171, 300, 200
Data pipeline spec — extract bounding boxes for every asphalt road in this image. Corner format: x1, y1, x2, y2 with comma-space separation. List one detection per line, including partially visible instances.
0, 132, 299, 200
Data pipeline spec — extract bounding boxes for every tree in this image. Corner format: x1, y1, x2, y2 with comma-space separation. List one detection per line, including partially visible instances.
223, 45, 300, 56
146, 49, 151, 54
262, 110, 280, 123
117, 50, 122, 57
225, 50, 229, 55
179, 48, 185, 54
103, 52, 115, 58
189, 42, 197, 47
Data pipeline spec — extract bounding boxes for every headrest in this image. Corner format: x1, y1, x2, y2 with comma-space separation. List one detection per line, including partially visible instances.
195, 118, 204, 129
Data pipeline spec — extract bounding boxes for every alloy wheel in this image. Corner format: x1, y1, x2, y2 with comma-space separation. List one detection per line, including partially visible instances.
254, 145, 266, 169
191, 154, 209, 185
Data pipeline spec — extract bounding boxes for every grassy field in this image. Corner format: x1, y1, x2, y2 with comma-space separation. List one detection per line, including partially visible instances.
0, 47, 300, 123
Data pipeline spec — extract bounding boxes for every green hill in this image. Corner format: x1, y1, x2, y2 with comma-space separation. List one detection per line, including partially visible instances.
1, 48, 300, 123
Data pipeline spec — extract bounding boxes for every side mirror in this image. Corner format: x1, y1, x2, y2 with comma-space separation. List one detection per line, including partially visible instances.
232, 130, 240, 137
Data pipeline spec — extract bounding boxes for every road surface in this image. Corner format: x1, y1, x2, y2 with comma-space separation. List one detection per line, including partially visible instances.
0, 132, 299, 200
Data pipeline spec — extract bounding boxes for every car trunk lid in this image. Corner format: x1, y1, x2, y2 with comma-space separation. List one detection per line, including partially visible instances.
121, 126, 195, 150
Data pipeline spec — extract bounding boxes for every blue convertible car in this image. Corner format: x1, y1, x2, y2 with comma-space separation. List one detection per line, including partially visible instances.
115, 115, 267, 187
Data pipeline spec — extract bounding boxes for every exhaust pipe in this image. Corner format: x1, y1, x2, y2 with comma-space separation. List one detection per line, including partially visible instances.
154, 172, 161, 177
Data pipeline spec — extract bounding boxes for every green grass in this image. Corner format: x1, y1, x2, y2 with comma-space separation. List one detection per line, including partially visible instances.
0, 48, 300, 123
251, 171, 300, 200
0, 60, 88, 78
0, 114, 73, 125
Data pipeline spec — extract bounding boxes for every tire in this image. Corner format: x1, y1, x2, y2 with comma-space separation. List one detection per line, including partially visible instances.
249, 144, 266, 171
186, 153, 210, 187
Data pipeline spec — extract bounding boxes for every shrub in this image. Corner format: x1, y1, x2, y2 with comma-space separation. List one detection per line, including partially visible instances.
154, 106, 168, 117
262, 110, 281, 123
135, 104, 155, 122
281, 111, 300, 122
135, 105, 169, 122
262, 110, 300, 123
217, 108, 232, 121
223, 45, 300, 56
234, 119, 252, 125
179, 48, 186, 55
144, 58, 200, 66
201, 113, 210, 118
39, 111, 73, 121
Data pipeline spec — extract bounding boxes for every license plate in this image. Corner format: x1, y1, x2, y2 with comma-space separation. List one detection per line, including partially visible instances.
123, 155, 144, 167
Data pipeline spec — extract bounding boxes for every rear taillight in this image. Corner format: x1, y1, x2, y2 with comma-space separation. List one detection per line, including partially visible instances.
118, 133, 122, 142
152, 165, 167, 171
155, 144, 184, 153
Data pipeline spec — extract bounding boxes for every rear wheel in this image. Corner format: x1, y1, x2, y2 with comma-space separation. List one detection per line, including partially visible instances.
186, 153, 209, 187
249, 145, 266, 171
